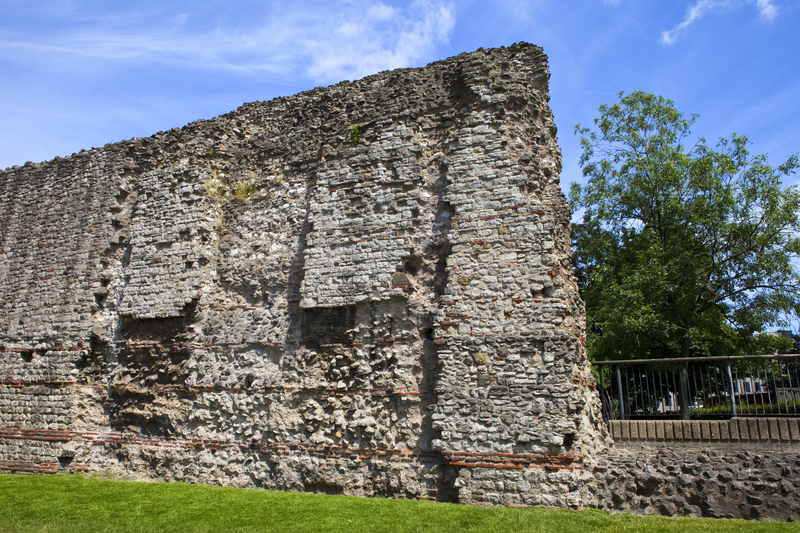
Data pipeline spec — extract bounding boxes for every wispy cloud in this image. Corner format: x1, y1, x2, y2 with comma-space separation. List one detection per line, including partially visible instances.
0, 0, 455, 83
754, 0, 778, 21
662, 0, 730, 45
304, 1, 455, 80
661, 0, 778, 44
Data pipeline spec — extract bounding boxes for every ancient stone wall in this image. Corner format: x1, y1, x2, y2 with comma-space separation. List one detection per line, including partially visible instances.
0, 43, 608, 507
594, 420, 800, 520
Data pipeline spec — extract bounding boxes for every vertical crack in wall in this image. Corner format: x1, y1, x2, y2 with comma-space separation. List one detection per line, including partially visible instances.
285, 180, 314, 349
420, 161, 458, 502
76, 181, 140, 433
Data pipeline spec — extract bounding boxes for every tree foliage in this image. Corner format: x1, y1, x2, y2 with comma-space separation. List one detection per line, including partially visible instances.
570, 90, 800, 360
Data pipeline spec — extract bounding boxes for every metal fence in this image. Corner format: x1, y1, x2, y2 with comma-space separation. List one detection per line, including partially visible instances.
592, 354, 800, 420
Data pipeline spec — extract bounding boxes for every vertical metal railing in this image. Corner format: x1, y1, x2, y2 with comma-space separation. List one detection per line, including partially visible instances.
592, 354, 800, 420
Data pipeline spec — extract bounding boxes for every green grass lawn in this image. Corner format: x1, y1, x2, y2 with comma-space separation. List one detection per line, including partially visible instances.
0, 474, 797, 533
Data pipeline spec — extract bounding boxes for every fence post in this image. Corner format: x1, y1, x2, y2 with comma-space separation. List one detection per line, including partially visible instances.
597, 366, 608, 420
615, 364, 625, 420
679, 362, 690, 420
726, 360, 737, 418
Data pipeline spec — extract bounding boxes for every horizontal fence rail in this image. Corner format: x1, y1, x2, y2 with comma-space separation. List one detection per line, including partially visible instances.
592, 354, 800, 420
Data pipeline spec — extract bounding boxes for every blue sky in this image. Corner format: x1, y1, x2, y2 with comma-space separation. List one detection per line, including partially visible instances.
1, 0, 799, 196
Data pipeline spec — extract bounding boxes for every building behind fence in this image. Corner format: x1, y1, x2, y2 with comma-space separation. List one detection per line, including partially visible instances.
590, 354, 800, 521
592, 354, 800, 419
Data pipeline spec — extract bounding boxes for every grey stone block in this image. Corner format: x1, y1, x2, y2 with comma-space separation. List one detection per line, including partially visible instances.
719, 421, 730, 441
758, 419, 770, 441
778, 418, 790, 441
788, 418, 800, 442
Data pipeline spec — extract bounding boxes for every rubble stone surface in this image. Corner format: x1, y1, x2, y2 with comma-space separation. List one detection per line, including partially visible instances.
593, 444, 800, 521
0, 43, 608, 507
8, 42, 795, 521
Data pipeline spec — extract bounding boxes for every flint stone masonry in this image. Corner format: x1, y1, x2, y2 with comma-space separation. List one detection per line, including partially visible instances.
0, 43, 609, 507
2, 43, 799, 523
595, 421, 800, 521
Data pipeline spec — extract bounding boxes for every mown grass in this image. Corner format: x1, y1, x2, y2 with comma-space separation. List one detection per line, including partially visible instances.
0, 474, 797, 533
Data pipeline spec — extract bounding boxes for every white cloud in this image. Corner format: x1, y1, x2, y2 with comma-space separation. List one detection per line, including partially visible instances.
0, 1, 455, 83
661, 0, 778, 45
304, 1, 455, 80
661, 0, 730, 45
754, 0, 778, 21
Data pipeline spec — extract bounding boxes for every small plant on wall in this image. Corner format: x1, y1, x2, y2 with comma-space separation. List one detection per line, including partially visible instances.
233, 179, 256, 201
204, 168, 227, 198
350, 124, 360, 146
204, 168, 259, 202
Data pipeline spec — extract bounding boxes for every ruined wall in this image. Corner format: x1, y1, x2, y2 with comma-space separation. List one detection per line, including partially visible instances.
0, 43, 608, 507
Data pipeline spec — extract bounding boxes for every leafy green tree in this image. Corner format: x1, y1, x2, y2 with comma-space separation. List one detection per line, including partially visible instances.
570, 90, 800, 361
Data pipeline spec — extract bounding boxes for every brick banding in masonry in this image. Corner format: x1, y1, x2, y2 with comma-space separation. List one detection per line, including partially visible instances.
5, 43, 799, 521
0, 43, 606, 511
1, 427, 583, 472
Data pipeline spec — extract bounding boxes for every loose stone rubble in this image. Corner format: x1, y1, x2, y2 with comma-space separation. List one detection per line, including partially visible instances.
0, 43, 608, 507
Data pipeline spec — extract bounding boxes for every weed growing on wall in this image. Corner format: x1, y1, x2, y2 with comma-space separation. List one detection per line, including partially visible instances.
205, 168, 259, 202
350, 125, 360, 146
204, 168, 227, 199
233, 179, 257, 201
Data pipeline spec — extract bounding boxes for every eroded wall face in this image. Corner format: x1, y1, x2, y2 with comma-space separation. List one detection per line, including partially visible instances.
0, 43, 607, 507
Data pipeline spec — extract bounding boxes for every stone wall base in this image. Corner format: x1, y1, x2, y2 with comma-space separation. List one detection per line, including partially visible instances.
594, 419, 800, 521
